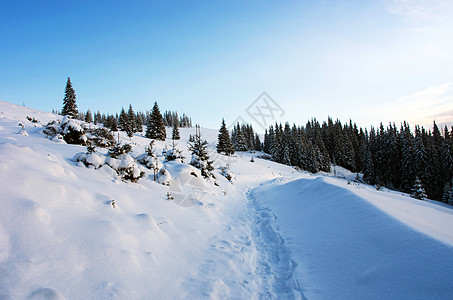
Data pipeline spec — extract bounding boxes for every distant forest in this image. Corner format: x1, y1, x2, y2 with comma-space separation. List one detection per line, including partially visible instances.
53, 106, 192, 130
260, 118, 452, 202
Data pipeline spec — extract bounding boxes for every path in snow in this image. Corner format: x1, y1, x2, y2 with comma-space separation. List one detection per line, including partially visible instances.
182, 183, 304, 299
246, 188, 304, 299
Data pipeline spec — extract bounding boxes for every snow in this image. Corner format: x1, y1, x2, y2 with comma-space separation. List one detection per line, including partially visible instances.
254, 176, 453, 299
1, 100, 453, 299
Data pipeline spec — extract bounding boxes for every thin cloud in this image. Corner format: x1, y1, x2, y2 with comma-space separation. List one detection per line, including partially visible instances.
388, 0, 452, 20
380, 82, 453, 128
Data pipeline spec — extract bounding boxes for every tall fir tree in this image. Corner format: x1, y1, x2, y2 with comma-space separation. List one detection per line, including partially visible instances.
146, 102, 166, 141
254, 133, 262, 151
118, 108, 128, 132
172, 119, 181, 140
233, 123, 248, 151
62, 77, 78, 118
85, 110, 93, 123
216, 119, 235, 155
442, 181, 453, 204
106, 115, 118, 131
135, 113, 144, 132
94, 111, 102, 125
127, 104, 136, 133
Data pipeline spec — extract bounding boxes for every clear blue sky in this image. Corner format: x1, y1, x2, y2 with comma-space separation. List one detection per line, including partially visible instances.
1, 0, 452, 131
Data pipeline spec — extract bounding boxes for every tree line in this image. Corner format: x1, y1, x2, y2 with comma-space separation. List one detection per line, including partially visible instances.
259, 117, 452, 202
55, 78, 192, 137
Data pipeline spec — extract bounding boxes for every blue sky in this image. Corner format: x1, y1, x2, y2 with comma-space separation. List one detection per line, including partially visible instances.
1, 0, 452, 131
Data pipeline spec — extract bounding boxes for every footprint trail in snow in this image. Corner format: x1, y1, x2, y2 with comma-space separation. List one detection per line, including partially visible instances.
184, 186, 304, 299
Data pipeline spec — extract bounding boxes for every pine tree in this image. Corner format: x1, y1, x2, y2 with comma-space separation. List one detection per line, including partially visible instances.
172, 119, 181, 140
62, 77, 78, 118
399, 122, 415, 192
94, 111, 102, 125
411, 177, 427, 200
127, 104, 136, 133
363, 146, 376, 185
217, 119, 235, 155
242, 124, 254, 150
135, 113, 144, 132
306, 142, 320, 173
146, 102, 166, 141
233, 123, 248, 151
254, 133, 262, 151
267, 126, 278, 160
281, 123, 292, 165
442, 182, 453, 204
188, 125, 214, 178
105, 115, 118, 131
118, 108, 128, 132
165, 140, 184, 162
85, 110, 93, 123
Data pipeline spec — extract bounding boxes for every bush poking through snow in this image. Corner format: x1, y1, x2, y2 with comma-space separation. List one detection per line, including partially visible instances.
61, 116, 86, 144
164, 141, 185, 163
87, 144, 96, 154
157, 168, 172, 185
112, 155, 145, 182
108, 143, 132, 158
86, 127, 115, 148
220, 166, 232, 181
44, 116, 87, 145
136, 153, 161, 170
74, 146, 145, 182
136, 141, 161, 171
44, 117, 115, 147
26, 116, 38, 123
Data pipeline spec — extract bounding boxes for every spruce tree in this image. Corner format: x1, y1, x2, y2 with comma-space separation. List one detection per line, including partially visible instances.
127, 104, 136, 133
165, 140, 184, 162
188, 125, 214, 177
135, 113, 143, 132
411, 177, 427, 200
442, 182, 453, 204
146, 102, 166, 141
233, 123, 248, 151
254, 133, 262, 151
62, 77, 78, 118
85, 110, 93, 123
172, 119, 181, 140
118, 108, 128, 132
217, 119, 235, 155
94, 111, 102, 125
106, 115, 118, 131
363, 146, 376, 184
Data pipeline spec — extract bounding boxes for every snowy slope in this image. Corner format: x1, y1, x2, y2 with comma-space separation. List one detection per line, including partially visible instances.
0, 101, 300, 299
1, 100, 453, 299
254, 176, 453, 299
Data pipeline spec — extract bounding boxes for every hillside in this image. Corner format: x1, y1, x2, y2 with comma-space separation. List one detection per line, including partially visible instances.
1, 100, 453, 299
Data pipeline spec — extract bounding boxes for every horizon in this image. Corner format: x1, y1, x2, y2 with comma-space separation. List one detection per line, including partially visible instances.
1, 0, 452, 132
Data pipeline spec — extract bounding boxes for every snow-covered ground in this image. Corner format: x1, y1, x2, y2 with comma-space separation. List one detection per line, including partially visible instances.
1, 100, 452, 299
